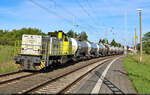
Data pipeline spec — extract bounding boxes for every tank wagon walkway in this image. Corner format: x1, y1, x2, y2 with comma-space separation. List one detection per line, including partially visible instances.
71, 56, 137, 94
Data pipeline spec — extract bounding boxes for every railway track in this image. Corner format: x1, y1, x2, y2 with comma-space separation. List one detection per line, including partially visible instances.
0, 71, 39, 86
0, 55, 121, 94
0, 70, 22, 77
20, 55, 119, 94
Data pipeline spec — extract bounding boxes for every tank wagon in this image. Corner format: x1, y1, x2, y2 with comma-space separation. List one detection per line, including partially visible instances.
14, 30, 124, 70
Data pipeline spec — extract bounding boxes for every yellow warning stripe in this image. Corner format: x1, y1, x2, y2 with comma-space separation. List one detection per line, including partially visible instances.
41, 61, 45, 67
40, 64, 44, 68
35, 60, 46, 70
37, 66, 41, 70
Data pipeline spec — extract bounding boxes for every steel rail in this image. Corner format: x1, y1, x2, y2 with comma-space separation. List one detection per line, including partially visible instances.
21, 55, 119, 94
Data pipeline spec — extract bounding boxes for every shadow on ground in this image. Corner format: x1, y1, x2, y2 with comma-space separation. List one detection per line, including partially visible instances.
94, 71, 125, 94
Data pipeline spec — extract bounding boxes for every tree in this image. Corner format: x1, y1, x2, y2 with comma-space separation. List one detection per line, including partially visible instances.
143, 32, 150, 54
66, 30, 88, 41
99, 38, 109, 44
104, 39, 109, 44
110, 39, 122, 47
99, 39, 102, 43
117, 43, 121, 47
0, 27, 46, 45
79, 32, 88, 41
67, 30, 78, 38
110, 39, 117, 46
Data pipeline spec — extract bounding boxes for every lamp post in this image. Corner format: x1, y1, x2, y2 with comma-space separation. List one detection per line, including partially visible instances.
137, 8, 142, 62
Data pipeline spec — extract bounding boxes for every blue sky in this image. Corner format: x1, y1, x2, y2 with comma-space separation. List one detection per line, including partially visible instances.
0, 0, 150, 46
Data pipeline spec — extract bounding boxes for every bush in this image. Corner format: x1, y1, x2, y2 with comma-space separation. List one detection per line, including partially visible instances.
0, 27, 46, 46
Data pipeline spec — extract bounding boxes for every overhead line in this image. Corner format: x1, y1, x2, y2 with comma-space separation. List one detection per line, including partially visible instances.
85, 0, 101, 26
76, 0, 92, 19
76, 0, 101, 28
48, 0, 75, 17
48, 0, 102, 33
30, 0, 94, 32
29, 0, 104, 36
29, 0, 72, 24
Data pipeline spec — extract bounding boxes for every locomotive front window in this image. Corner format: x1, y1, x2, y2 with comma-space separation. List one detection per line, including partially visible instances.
64, 36, 68, 41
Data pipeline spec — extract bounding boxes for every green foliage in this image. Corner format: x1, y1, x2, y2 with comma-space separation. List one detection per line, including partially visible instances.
0, 45, 20, 74
99, 38, 121, 46
143, 32, 150, 54
99, 39, 102, 43
110, 39, 121, 47
110, 39, 117, 46
123, 54, 150, 93
0, 27, 46, 46
99, 38, 109, 44
79, 32, 88, 41
66, 30, 88, 41
67, 30, 78, 38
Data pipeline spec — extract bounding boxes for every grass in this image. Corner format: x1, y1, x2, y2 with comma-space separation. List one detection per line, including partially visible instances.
123, 54, 150, 94
0, 45, 20, 74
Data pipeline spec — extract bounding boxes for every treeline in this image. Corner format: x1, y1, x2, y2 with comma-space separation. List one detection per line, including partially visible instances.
142, 32, 150, 54
66, 30, 88, 41
0, 27, 122, 48
0, 28, 46, 45
2, 27, 149, 54
67, 30, 122, 47
99, 38, 122, 47
0, 28, 88, 46
127, 31, 150, 54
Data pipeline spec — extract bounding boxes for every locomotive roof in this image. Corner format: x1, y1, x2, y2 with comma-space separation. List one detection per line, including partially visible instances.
48, 31, 67, 37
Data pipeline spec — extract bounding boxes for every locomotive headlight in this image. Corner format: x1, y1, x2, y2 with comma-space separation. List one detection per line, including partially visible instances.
21, 48, 24, 50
